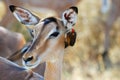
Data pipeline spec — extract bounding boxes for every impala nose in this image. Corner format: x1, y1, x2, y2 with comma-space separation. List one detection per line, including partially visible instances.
23, 56, 33, 63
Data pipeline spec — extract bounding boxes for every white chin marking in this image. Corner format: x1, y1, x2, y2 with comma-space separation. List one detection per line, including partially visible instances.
22, 58, 41, 69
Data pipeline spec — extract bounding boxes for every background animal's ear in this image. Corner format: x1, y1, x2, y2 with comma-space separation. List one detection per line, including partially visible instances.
65, 29, 77, 48
9, 5, 40, 25
62, 6, 78, 30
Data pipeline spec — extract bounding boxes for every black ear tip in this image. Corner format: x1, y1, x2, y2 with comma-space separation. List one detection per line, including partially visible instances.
70, 6, 78, 14
9, 5, 16, 12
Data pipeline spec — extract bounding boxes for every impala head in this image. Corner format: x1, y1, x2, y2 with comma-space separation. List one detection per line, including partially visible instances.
9, 5, 78, 68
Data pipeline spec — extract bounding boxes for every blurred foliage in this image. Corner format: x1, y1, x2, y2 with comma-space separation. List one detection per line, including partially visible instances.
0, 1, 6, 21
63, 0, 120, 80
0, 0, 120, 80
8, 22, 32, 42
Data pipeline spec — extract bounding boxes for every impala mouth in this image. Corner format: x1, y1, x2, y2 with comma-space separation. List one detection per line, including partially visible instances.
22, 58, 41, 69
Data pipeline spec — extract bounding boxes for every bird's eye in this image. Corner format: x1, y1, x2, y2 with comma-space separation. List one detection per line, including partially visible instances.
49, 32, 59, 38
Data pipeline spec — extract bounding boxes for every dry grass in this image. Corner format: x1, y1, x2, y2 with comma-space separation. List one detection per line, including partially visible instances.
63, 0, 120, 80
0, 1, 6, 21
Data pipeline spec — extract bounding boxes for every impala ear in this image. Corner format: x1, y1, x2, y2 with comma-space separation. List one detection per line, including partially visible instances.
62, 6, 78, 30
65, 29, 77, 48
9, 5, 40, 25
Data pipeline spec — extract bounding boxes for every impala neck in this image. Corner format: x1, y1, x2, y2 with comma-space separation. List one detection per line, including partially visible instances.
44, 51, 64, 80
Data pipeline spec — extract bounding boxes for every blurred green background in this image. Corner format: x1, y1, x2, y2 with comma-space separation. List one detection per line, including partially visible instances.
0, 0, 120, 80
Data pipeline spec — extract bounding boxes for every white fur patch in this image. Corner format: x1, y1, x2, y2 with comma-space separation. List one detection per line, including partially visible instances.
13, 7, 39, 25
22, 58, 41, 69
62, 9, 77, 30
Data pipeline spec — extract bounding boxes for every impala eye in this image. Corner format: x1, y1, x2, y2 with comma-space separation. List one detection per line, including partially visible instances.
49, 32, 59, 38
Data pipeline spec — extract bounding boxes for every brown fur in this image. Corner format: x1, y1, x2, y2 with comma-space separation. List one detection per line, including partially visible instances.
0, 57, 43, 80
0, 26, 26, 57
